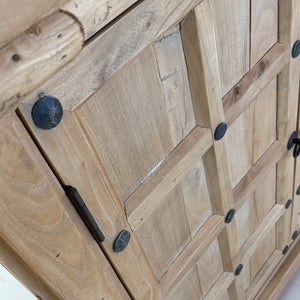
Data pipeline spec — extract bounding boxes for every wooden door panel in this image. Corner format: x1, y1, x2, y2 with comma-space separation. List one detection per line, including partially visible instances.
16, 0, 299, 298
0, 112, 129, 300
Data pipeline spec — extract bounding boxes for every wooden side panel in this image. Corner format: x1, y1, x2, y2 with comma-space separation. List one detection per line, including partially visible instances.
17, 107, 162, 299
251, 0, 278, 66
135, 185, 191, 279
210, 0, 250, 96
196, 239, 223, 297
0, 113, 129, 300
153, 25, 196, 148
164, 265, 203, 300
76, 47, 173, 203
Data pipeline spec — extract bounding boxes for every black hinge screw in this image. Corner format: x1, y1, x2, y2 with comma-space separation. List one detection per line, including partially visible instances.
235, 264, 243, 276
225, 209, 235, 223
282, 245, 289, 255
285, 199, 292, 209
32, 96, 63, 130
214, 122, 228, 141
292, 40, 300, 58
292, 230, 298, 241
113, 230, 131, 253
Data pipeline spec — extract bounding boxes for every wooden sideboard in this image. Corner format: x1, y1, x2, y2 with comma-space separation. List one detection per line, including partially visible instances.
0, 0, 299, 299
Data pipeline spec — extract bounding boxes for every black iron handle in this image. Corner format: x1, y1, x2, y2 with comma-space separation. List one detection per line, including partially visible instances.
287, 132, 300, 158
63, 185, 105, 243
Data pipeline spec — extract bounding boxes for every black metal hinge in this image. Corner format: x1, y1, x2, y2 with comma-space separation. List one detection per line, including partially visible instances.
63, 185, 105, 243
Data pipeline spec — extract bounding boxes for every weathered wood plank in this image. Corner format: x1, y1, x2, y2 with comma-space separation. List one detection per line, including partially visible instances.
62, 0, 139, 40
181, 3, 242, 298
278, 0, 300, 249
153, 25, 195, 148
18, 107, 162, 299
250, 0, 278, 66
160, 215, 225, 296
0, 11, 83, 118
125, 126, 212, 231
223, 43, 289, 126
0, 112, 129, 300
22, 0, 205, 111
246, 250, 282, 300
210, 0, 250, 96
203, 272, 234, 300
233, 141, 286, 211
240, 204, 286, 262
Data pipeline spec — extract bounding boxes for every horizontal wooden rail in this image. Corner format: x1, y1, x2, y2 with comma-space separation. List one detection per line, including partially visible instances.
246, 250, 282, 300
240, 204, 286, 262
125, 126, 213, 231
0, 11, 83, 118
22, 0, 205, 111
204, 272, 234, 300
223, 43, 289, 126
61, 0, 140, 41
160, 215, 225, 296
233, 141, 286, 211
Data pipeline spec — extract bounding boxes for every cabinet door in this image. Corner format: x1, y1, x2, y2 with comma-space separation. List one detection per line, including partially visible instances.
18, 0, 299, 299
0, 112, 129, 300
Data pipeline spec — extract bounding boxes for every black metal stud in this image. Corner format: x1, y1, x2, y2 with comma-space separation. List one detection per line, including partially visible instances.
282, 245, 289, 255
32, 96, 63, 130
297, 186, 300, 195
225, 209, 235, 224
292, 230, 298, 241
214, 122, 227, 141
292, 40, 300, 58
113, 230, 131, 253
285, 199, 292, 209
235, 264, 243, 276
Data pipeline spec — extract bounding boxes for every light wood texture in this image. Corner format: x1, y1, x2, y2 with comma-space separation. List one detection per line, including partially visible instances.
181, 4, 242, 298
210, 0, 250, 96
223, 43, 289, 126
0, 11, 83, 118
203, 272, 234, 300
18, 107, 162, 299
164, 265, 203, 300
22, 0, 205, 111
196, 239, 223, 296
233, 141, 286, 211
135, 185, 191, 280
62, 0, 139, 40
251, 0, 278, 66
153, 25, 196, 148
125, 126, 212, 231
0, 236, 58, 300
246, 250, 282, 300
278, 0, 300, 248
257, 238, 300, 300
75, 47, 173, 204
160, 215, 225, 296
0, 112, 129, 300
0, 0, 68, 49
240, 204, 286, 262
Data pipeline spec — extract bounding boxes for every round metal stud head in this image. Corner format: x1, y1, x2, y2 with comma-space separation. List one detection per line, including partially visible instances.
292, 40, 300, 58
225, 209, 235, 224
113, 230, 131, 253
31, 96, 63, 130
214, 122, 228, 141
285, 199, 292, 209
235, 264, 243, 276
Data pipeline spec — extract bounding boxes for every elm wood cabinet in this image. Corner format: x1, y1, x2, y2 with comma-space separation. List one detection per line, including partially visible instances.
0, 0, 300, 299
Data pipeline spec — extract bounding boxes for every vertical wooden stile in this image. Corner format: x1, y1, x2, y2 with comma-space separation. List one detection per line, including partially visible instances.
181, 1, 243, 299
277, 0, 300, 248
